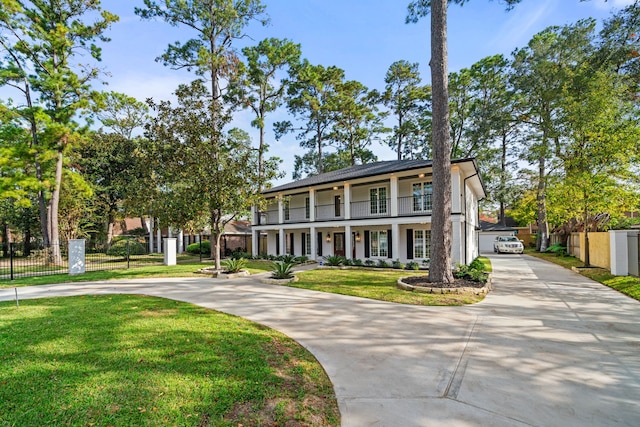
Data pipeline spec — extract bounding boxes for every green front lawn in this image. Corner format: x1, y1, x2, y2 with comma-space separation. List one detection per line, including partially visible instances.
291, 269, 486, 306
0, 295, 339, 426
526, 250, 640, 302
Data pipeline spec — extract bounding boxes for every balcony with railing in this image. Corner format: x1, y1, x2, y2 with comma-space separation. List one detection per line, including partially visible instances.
315, 203, 344, 221
398, 194, 432, 216
284, 206, 310, 223
350, 199, 391, 219
260, 209, 279, 225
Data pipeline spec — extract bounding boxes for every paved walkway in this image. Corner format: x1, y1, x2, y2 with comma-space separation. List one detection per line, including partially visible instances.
1, 255, 639, 426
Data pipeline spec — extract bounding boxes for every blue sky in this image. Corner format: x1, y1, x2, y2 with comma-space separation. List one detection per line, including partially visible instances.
96, 0, 633, 183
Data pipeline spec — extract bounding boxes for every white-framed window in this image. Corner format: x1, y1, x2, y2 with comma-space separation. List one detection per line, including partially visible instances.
305, 197, 310, 219
414, 229, 431, 259
305, 232, 311, 255
412, 182, 432, 212
370, 230, 388, 257
370, 187, 387, 214
283, 199, 290, 220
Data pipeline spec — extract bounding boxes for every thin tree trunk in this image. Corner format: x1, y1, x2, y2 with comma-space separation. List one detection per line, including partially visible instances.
536, 154, 549, 252
428, 0, 454, 283
47, 149, 63, 263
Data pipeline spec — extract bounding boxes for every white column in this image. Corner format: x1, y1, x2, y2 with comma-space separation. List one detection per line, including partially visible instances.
163, 238, 177, 266
178, 229, 184, 254
156, 220, 161, 253
345, 225, 352, 260
310, 225, 317, 261
279, 228, 286, 255
168, 227, 173, 238
309, 189, 315, 222
252, 229, 259, 257
278, 197, 284, 224
149, 217, 154, 254
391, 223, 399, 261
610, 230, 631, 276
344, 183, 351, 220
390, 176, 398, 217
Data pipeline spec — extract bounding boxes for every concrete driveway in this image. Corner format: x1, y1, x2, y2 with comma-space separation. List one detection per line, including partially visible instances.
1, 254, 639, 426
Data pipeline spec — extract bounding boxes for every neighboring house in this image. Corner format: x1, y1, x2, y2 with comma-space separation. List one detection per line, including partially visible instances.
250, 158, 486, 265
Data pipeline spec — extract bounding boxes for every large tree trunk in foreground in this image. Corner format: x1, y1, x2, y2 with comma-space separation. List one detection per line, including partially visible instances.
428, 0, 454, 283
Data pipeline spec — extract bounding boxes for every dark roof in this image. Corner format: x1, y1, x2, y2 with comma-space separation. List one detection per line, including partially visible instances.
479, 220, 515, 232
263, 158, 478, 195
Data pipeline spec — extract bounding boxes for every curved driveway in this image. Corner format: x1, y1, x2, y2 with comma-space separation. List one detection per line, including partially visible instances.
1, 254, 639, 426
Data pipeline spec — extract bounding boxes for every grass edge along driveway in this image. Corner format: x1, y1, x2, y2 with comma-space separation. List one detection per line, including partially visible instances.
0, 294, 340, 427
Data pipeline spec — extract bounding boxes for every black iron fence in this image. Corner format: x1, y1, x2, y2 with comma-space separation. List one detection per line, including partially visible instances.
0, 236, 163, 281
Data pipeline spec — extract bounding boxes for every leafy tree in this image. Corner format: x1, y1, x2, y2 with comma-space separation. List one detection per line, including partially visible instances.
381, 60, 431, 160
0, 0, 117, 262
93, 92, 150, 140
276, 60, 345, 178
329, 79, 384, 167
227, 37, 300, 190
145, 80, 277, 269
136, 0, 268, 102
511, 19, 596, 251
407, 0, 522, 283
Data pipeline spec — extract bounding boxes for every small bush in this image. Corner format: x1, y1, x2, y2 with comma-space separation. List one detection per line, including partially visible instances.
392, 259, 405, 270
295, 255, 309, 263
546, 243, 568, 257
223, 258, 247, 273
277, 254, 296, 264
271, 261, 295, 279
186, 240, 210, 255
454, 257, 489, 284
324, 255, 345, 266
406, 261, 420, 270
106, 240, 146, 257
376, 259, 390, 268
231, 250, 250, 260
353, 258, 364, 266
364, 259, 375, 267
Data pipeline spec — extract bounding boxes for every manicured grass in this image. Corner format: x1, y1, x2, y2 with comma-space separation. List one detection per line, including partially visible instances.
0, 295, 339, 426
291, 268, 486, 305
525, 249, 640, 302
0, 260, 275, 288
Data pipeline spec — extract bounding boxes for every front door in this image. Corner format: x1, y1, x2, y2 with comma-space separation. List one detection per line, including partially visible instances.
334, 232, 345, 257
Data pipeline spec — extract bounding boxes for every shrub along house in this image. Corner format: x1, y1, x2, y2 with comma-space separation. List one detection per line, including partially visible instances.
250, 158, 486, 265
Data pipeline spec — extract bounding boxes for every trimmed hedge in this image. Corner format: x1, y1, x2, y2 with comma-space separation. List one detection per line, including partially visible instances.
186, 240, 211, 255
106, 240, 147, 257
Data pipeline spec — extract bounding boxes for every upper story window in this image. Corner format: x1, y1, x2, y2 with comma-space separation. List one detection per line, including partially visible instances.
305, 197, 310, 219
412, 182, 432, 212
370, 187, 387, 215
283, 199, 290, 220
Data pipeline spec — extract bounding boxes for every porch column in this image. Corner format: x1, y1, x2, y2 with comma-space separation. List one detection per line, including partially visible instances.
344, 183, 351, 220
390, 175, 398, 217
309, 189, 316, 222
310, 225, 317, 261
156, 220, 162, 253
149, 217, 154, 254
178, 229, 184, 254
391, 223, 399, 261
345, 224, 352, 260
279, 228, 286, 256
252, 229, 259, 257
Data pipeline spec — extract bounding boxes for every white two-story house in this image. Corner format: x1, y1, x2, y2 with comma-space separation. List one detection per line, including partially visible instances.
250, 158, 486, 265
